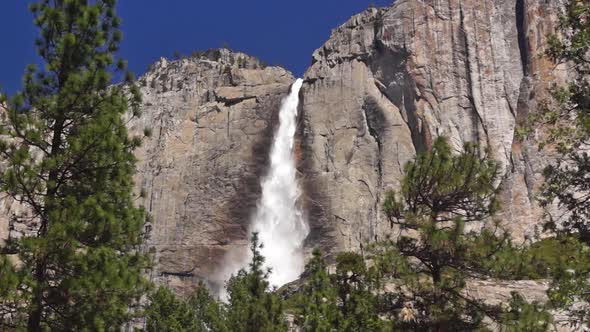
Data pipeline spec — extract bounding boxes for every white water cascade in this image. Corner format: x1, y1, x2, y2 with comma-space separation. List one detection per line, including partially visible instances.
216, 78, 309, 294
251, 78, 309, 287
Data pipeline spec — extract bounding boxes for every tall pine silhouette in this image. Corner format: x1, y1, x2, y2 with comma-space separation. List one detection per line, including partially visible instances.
225, 232, 287, 332
377, 137, 542, 330
0, 1, 150, 330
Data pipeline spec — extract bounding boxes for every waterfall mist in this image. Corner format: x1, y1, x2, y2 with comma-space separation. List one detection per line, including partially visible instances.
251, 78, 308, 287
215, 78, 309, 294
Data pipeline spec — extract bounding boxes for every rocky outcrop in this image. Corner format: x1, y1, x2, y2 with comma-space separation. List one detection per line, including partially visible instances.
0, 0, 571, 299
299, 0, 568, 254
0, 104, 10, 248
0, 104, 35, 250
126, 49, 294, 290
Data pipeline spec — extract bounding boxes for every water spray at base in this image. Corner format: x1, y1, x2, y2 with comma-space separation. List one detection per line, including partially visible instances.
216, 78, 309, 293
251, 78, 308, 287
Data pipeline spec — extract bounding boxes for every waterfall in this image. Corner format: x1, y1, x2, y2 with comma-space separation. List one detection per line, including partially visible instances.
216, 78, 309, 294
251, 78, 308, 287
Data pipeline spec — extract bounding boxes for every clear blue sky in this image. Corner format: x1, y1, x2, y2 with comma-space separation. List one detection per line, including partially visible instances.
0, 1, 393, 95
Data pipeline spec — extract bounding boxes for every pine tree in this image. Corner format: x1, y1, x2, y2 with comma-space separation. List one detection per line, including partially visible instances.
530, 0, 590, 327
376, 137, 526, 330
334, 252, 386, 332
536, 0, 590, 242
296, 249, 341, 332
188, 282, 229, 332
498, 293, 553, 332
0, 1, 150, 330
145, 282, 229, 332
145, 287, 202, 332
292, 250, 385, 332
225, 232, 287, 332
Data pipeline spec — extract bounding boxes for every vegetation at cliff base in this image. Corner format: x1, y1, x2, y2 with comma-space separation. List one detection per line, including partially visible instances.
1, 0, 590, 331
147, 137, 561, 331
530, 0, 590, 328
146, 233, 287, 332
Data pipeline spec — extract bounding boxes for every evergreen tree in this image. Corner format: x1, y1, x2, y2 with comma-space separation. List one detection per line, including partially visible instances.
225, 232, 287, 332
0, 1, 150, 330
296, 249, 341, 332
537, 0, 590, 242
0, 255, 23, 328
334, 252, 386, 332
545, 238, 590, 328
376, 137, 527, 330
498, 293, 553, 332
188, 282, 229, 332
145, 282, 229, 332
145, 287, 202, 332
292, 250, 385, 332
530, 0, 590, 327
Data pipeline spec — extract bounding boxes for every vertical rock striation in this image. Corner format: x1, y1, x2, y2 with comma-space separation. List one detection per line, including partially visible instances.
0, 1, 571, 295
127, 49, 294, 290
299, 0, 568, 254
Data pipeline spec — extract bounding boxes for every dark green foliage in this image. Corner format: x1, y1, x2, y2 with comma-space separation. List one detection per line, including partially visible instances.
225, 232, 287, 332
498, 293, 553, 332
545, 237, 590, 328
475, 236, 590, 281
296, 249, 341, 331
0, 255, 24, 328
534, 0, 590, 154
146, 287, 202, 332
533, 0, 590, 241
188, 283, 229, 332
171, 51, 190, 61
0, 1, 150, 330
334, 252, 386, 331
457, 230, 588, 282
375, 136, 542, 330
540, 152, 590, 242
529, 0, 590, 327
382, 137, 499, 228
290, 250, 386, 332
147, 234, 288, 332
145, 283, 228, 332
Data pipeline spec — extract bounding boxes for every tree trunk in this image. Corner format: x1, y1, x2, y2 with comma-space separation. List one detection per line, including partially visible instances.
27, 259, 45, 331
27, 114, 65, 331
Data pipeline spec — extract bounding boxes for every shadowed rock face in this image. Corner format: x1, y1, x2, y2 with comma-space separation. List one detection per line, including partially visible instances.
299, 0, 568, 255
0, 1, 570, 295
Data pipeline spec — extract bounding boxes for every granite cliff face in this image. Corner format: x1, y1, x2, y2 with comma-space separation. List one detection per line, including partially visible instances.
127, 50, 294, 289
0, 1, 568, 292
298, 0, 567, 254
